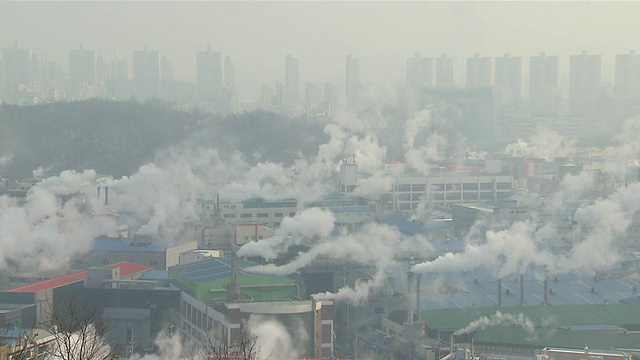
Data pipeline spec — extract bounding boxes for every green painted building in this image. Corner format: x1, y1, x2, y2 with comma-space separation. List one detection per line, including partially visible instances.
168, 257, 297, 302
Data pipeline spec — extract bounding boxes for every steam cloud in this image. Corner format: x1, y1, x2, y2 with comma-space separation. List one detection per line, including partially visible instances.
453, 311, 535, 336
236, 207, 336, 260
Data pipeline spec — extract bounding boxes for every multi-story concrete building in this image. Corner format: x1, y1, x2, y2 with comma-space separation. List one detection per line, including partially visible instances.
1, 43, 32, 104
196, 45, 224, 103
346, 54, 359, 106
284, 54, 299, 106
407, 52, 433, 88
73, 237, 197, 270
569, 51, 601, 117
133, 45, 161, 101
466, 53, 491, 88
529, 52, 559, 115
436, 54, 455, 87
169, 257, 335, 358
494, 53, 522, 107
68, 44, 97, 99
378, 172, 513, 213
614, 50, 640, 97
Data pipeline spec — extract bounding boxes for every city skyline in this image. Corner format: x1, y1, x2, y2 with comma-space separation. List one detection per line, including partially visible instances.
2, 1, 640, 100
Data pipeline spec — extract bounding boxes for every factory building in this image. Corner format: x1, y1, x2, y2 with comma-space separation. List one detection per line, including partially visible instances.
73, 237, 197, 270
169, 257, 334, 358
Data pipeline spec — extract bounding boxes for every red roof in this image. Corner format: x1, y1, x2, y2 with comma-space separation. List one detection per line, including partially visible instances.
5, 261, 153, 293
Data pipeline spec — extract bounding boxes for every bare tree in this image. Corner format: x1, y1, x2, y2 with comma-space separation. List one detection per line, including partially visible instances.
201, 328, 267, 360
42, 293, 117, 360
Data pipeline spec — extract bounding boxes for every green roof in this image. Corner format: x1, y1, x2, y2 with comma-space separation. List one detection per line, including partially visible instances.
424, 304, 640, 350
423, 304, 640, 331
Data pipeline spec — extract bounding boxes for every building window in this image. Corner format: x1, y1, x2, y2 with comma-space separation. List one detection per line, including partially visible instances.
101, 259, 109, 265
243, 235, 249, 241
223, 214, 236, 219
275, 212, 283, 217
257, 213, 268, 218
149, 260, 158, 267
240, 213, 252, 218
258, 235, 263, 240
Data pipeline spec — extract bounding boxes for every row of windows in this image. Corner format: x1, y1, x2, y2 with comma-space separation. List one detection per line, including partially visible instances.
222, 212, 295, 219
395, 182, 512, 192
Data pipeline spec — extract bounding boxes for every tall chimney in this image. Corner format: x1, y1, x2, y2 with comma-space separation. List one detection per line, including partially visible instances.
416, 273, 422, 322
230, 251, 238, 301
520, 274, 525, 306
407, 271, 415, 324
104, 187, 109, 206
498, 278, 503, 307
544, 277, 549, 305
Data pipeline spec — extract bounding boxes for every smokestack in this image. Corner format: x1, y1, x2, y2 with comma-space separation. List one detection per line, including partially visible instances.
416, 274, 422, 322
104, 187, 109, 206
498, 278, 502, 307
230, 250, 238, 301
407, 271, 415, 324
520, 274, 525, 306
544, 277, 549, 305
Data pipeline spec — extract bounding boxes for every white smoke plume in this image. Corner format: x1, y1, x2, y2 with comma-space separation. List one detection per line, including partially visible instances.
32, 165, 52, 178
345, 134, 387, 174
236, 207, 336, 260
504, 127, 577, 161
107, 147, 247, 240
128, 331, 184, 360
313, 267, 389, 304
0, 169, 115, 272
453, 311, 535, 336
404, 108, 446, 174
246, 223, 434, 303
248, 315, 307, 360
0, 152, 13, 167
352, 172, 394, 197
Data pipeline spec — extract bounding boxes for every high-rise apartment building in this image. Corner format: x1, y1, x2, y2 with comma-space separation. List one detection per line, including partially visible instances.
569, 51, 601, 117
107, 55, 129, 100
406, 52, 432, 88
2, 43, 32, 104
614, 50, 640, 97
68, 44, 97, 99
494, 53, 522, 107
284, 54, 299, 106
529, 52, 559, 115
466, 53, 491, 88
346, 55, 359, 106
435, 54, 454, 87
196, 46, 223, 102
133, 45, 161, 101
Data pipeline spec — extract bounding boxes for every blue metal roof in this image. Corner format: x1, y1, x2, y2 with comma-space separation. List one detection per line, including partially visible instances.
169, 258, 288, 284
91, 237, 168, 252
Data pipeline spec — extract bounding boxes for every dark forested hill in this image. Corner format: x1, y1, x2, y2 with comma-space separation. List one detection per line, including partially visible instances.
0, 100, 326, 178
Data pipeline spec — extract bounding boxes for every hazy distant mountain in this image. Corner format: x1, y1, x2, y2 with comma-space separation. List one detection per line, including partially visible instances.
0, 100, 326, 178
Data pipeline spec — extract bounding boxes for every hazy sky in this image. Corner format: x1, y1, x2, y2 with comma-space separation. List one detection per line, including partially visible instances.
2, 1, 640, 101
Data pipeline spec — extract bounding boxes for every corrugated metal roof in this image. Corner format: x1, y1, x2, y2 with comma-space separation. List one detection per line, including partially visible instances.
5, 261, 152, 293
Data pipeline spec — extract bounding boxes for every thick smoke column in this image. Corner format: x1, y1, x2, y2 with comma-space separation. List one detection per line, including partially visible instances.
248, 315, 307, 360
246, 223, 434, 303
219, 110, 388, 204
411, 221, 549, 278
236, 207, 336, 260
313, 267, 389, 304
404, 108, 446, 174
0, 152, 12, 167
504, 127, 577, 161
453, 311, 535, 336
107, 147, 247, 240
0, 169, 115, 272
